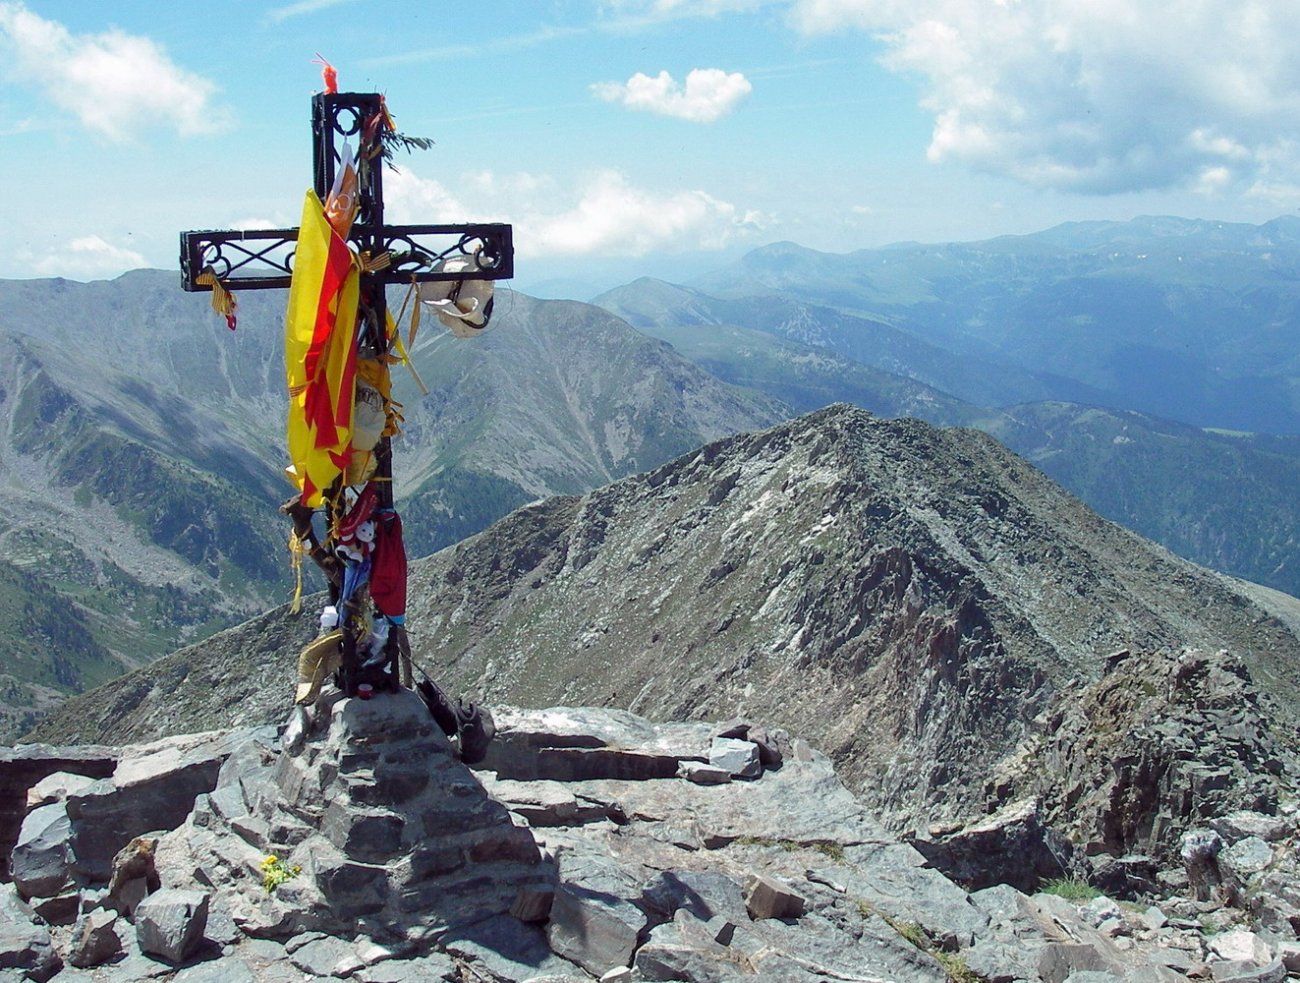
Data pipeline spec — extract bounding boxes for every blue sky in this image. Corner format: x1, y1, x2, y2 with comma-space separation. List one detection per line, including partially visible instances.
2, 0, 1299, 296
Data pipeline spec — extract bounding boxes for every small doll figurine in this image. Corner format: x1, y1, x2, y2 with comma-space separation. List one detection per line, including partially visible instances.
336, 518, 376, 564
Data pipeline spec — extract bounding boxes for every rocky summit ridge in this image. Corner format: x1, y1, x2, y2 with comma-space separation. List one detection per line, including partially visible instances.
26, 406, 1300, 869
5, 696, 1300, 982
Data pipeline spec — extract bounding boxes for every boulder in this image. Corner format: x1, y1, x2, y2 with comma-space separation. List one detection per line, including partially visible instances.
25, 770, 98, 810
9, 803, 72, 900
743, 873, 806, 920
136, 888, 211, 964
708, 738, 761, 779
908, 797, 1071, 892
0, 743, 116, 881
68, 907, 123, 968
547, 884, 646, 976
66, 731, 242, 882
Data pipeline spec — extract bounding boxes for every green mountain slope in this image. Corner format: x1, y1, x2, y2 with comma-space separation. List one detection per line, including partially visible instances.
982, 403, 1300, 596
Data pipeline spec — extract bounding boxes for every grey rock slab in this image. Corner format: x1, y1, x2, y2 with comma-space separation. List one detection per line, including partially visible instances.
1220, 837, 1274, 880
908, 796, 1069, 893
171, 957, 260, 983
10, 803, 73, 900
746, 910, 950, 982
289, 934, 363, 978
1208, 958, 1286, 983
25, 773, 98, 811
573, 747, 888, 847
478, 777, 587, 826
360, 952, 458, 982
135, 888, 210, 965
1209, 930, 1272, 964
830, 841, 990, 948
546, 884, 646, 977
1210, 812, 1293, 844
962, 939, 1041, 983
640, 870, 750, 926
0, 744, 116, 883
443, 914, 583, 983
30, 892, 79, 927
676, 762, 731, 785
634, 916, 762, 983
65, 732, 237, 882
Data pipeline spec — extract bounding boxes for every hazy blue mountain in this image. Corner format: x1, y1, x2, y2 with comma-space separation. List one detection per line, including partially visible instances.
688, 217, 1300, 433
595, 276, 1074, 409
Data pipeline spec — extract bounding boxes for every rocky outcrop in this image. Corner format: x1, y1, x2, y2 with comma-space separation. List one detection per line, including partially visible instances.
5, 702, 1299, 982
0, 744, 116, 881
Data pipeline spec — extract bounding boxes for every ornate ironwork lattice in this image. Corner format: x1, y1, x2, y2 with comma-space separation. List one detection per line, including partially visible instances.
180, 92, 514, 291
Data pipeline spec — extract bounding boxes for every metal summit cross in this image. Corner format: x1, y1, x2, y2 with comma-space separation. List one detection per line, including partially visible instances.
180, 91, 513, 696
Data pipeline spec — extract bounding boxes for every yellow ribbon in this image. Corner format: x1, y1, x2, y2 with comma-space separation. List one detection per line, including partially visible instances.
287, 531, 310, 614
195, 268, 238, 328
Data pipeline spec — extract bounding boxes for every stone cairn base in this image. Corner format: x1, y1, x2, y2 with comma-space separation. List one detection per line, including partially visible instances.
163, 688, 552, 945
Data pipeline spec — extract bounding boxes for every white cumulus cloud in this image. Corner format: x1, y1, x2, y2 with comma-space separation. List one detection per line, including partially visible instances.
386, 166, 764, 258
787, 0, 1300, 196
524, 170, 764, 256
0, 1, 228, 141
592, 68, 753, 122
30, 235, 148, 278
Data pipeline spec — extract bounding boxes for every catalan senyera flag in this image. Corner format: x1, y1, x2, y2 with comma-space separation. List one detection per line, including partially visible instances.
285, 189, 361, 507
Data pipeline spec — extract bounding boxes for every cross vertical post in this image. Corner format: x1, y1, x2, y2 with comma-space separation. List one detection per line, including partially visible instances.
180, 91, 513, 699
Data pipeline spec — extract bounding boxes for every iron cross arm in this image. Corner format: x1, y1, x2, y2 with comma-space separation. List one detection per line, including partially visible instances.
179, 222, 513, 292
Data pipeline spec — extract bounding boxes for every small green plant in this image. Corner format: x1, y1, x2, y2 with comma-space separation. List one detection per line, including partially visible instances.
937, 951, 985, 983
260, 855, 302, 894
1041, 875, 1102, 901
895, 920, 931, 950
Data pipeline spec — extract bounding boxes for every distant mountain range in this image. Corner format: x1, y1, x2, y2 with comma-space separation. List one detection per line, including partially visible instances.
3, 214, 1300, 739
676, 215, 1300, 434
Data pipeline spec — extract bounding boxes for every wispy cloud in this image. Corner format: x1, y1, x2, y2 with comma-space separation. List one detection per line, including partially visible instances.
0, 1, 229, 142
598, 0, 774, 21
787, 0, 1300, 196
263, 0, 358, 25
361, 24, 588, 68
592, 68, 752, 122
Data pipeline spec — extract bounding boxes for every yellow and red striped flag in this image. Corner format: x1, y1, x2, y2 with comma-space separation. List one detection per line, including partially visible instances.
284, 188, 360, 507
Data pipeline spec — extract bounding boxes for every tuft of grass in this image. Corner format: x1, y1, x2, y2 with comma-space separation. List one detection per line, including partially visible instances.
1041, 876, 1103, 901
856, 899, 990, 983
937, 952, 985, 983
895, 920, 931, 950
733, 835, 845, 861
